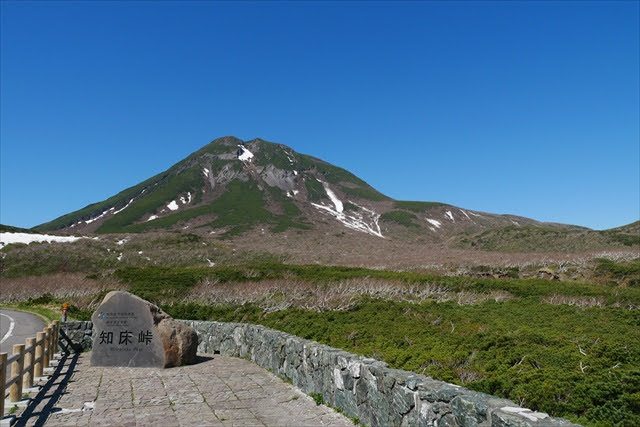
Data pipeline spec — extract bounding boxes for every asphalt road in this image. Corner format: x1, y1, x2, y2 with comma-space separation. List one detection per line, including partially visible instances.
1, 309, 46, 383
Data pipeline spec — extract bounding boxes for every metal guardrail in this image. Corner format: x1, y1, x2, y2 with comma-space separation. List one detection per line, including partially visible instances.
0, 320, 59, 417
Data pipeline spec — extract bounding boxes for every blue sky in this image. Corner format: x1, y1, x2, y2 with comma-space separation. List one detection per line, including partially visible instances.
1, 1, 638, 230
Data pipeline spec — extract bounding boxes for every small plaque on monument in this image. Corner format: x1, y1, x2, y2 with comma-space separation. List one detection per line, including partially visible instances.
91, 291, 165, 367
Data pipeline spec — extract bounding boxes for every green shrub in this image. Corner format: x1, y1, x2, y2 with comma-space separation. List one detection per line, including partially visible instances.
97, 168, 203, 233
596, 258, 640, 287
380, 210, 420, 228
310, 392, 324, 405
394, 201, 446, 212
305, 177, 327, 202
169, 297, 639, 426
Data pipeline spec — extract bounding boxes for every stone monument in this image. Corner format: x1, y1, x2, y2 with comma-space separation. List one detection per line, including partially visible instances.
90, 291, 198, 368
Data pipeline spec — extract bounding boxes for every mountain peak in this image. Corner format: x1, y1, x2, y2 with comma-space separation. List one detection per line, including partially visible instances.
32, 136, 637, 252
35, 136, 390, 237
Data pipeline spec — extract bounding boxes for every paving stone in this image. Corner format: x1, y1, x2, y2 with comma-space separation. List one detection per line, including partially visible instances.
214, 408, 259, 421
44, 411, 93, 427
172, 403, 223, 426
134, 406, 179, 424
210, 399, 252, 410
11, 352, 354, 426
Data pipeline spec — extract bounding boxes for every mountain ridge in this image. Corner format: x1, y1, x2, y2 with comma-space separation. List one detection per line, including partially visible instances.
32, 136, 638, 251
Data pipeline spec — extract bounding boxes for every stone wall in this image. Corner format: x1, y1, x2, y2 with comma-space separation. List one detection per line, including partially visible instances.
184, 321, 578, 427
61, 320, 578, 427
59, 321, 93, 353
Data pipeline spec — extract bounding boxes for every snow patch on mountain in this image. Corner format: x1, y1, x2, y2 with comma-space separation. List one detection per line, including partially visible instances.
167, 200, 179, 211
85, 207, 114, 224
426, 218, 442, 228
113, 199, 134, 216
81, 197, 137, 226
0, 232, 85, 249
324, 185, 344, 213
310, 182, 383, 238
445, 211, 455, 222
312, 203, 384, 238
459, 209, 471, 220
352, 202, 384, 237
147, 215, 159, 222
237, 145, 254, 162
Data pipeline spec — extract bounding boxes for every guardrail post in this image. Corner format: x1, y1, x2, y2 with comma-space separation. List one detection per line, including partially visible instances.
9, 344, 25, 403
49, 325, 55, 365
0, 352, 6, 416
23, 338, 36, 389
42, 327, 50, 369
35, 332, 44, 378
57, 321, 61, 352
52, 320, 60, 356
48, 324, 55, 363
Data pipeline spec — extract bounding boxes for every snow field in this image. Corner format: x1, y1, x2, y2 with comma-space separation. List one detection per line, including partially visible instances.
0, 232, 85, 249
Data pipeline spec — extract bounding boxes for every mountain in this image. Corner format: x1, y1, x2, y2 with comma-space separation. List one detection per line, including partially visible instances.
33, 136, 638, 250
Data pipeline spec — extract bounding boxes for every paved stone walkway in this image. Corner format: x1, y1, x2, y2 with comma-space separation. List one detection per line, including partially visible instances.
11, 353, 354, 426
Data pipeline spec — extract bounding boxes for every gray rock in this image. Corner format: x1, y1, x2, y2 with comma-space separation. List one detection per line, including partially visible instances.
90, 291, 197, 368
438, 413, 458, 427
452, 394, 489, 426
392, 386, 416, 415
260, 164, 298, 193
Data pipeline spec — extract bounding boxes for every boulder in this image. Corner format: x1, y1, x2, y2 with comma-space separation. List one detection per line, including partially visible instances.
91, 291, 198, 368
151, 301, 199, 367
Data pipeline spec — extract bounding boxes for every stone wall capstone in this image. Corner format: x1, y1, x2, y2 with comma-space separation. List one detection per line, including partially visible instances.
60, 320, 580, 427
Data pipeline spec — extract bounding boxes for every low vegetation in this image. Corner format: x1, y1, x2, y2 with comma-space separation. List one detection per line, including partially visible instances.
138, 264, 639, 426
0, 233, 286, 278
0, 224, 39, 233
33, 169, 165, 232
393, 201, 446, 212
380, 210, 420, 228
297, 154, 389, 201
2, 241, 638, 425
106, 180, 309, 236
457, 225, 639, 252
595, 258, 640, 287
181, 299, 639, 426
